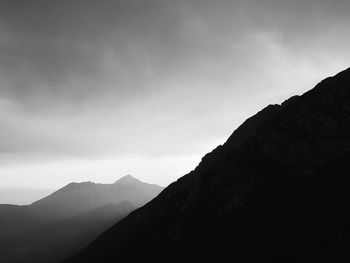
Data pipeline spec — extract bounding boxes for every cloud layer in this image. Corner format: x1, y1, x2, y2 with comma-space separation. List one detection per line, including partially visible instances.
0, 0, 350, 189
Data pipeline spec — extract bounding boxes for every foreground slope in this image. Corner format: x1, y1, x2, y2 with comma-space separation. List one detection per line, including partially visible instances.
69, 68, 350, 263
0, 175, 163, 263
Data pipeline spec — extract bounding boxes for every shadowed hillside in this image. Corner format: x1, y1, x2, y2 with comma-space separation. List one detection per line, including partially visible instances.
68, 68, 350, 263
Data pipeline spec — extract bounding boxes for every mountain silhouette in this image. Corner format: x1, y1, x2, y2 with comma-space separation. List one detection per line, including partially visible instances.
0, 175, 163, 263
31, 174, 162, 219
68, 68, 350, 263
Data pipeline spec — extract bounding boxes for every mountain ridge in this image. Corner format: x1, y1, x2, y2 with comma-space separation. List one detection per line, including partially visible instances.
68, 67, 350, 263
30, 175, 163, 219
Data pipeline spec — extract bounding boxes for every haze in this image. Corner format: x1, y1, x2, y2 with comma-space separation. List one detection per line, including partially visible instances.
1, 0, 350, 203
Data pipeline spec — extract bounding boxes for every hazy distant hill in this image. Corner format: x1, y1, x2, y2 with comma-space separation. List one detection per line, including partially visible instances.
69, 68, 350, 263
0, 175, 163, 263
31, 174, 163, 219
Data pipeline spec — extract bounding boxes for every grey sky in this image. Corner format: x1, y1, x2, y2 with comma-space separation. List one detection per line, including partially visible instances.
1, 0, 350, 198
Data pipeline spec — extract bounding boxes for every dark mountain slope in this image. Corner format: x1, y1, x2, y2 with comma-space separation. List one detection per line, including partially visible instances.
69, 68, 350, 263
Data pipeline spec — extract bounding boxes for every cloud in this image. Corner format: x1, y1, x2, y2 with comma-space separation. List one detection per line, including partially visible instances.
0, 0, 348, 108
0, 0, 350, 187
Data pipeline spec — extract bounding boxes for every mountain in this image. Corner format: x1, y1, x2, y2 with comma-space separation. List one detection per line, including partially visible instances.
68, 68, 350, 263
31, 174, 163, 219
0, 175, 163, 263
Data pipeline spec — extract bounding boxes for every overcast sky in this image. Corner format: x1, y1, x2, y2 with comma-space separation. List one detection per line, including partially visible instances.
1, 0, 350, 202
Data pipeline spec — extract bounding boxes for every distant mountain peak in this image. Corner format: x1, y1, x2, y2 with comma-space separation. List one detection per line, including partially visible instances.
114, 175, 141, 185
31, 175, 163, 216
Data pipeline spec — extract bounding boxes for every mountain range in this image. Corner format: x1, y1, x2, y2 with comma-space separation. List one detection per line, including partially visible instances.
0, 175, 163, 263
68, 68, 350, 263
